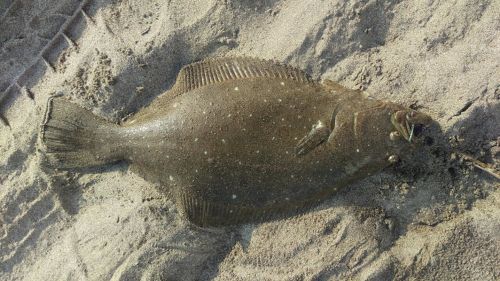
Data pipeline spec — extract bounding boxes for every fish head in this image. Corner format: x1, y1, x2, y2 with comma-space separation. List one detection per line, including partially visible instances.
345, 101, 434, 165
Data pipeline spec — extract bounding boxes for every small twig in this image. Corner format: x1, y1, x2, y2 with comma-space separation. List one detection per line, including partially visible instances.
0, 113, 11, 128
448, 97, 479, 120
455, 151, 500, 181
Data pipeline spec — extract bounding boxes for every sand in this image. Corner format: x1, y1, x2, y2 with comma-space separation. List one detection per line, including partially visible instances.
0, 0, 499, 280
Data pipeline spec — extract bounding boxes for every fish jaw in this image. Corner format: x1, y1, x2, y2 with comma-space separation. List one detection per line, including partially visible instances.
391, 109, 433, 143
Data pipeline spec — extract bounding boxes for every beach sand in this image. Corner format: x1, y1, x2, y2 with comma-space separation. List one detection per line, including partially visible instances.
0, 0, 499, 280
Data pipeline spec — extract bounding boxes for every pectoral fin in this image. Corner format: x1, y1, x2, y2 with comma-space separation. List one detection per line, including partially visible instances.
295, 120, 331, 156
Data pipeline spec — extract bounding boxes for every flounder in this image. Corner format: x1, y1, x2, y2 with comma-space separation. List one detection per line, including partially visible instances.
41, 57, 433, 226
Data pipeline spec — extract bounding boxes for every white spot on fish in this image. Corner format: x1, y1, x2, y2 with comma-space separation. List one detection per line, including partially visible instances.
203, 111, 206, 114
280, 81, 285, 86
234, 87, 239, 91
227, 114, 232, 117
194, 138, 198, 142
232, 194, 237, 199
356, 149, 360, 152
221, 139, 226, 143
278, 98, 282, 102
281, 118, 285, 121
249, 113, 253, 117
272, 136, 276, 140
169, 175, 174, 181
172, 103, 179, 108
204, 151, 208, 155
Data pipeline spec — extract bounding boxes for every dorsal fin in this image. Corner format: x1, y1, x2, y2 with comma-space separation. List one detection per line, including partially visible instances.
124, 57, 313, 124
170, 57, 313, 96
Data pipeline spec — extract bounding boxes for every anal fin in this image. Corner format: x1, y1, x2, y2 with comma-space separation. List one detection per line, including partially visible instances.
177, 189, 329, 227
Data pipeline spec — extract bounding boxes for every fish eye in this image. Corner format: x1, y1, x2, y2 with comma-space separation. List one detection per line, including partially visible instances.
407, 111, 417, 119
394, 111, 405, 122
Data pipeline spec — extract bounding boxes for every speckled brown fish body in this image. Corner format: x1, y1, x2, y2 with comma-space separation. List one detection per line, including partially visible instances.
41, 57, 432, 226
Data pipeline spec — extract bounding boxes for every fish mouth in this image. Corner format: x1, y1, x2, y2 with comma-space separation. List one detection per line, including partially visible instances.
391, 110, 432, 143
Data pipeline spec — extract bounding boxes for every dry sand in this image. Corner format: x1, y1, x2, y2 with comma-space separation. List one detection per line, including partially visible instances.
1, 0, 499, 280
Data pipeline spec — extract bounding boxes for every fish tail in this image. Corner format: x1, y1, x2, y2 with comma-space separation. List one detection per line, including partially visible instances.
40, 96, 124, 169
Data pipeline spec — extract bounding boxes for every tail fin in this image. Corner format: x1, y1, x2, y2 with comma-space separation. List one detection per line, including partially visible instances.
40, 97, 124, 169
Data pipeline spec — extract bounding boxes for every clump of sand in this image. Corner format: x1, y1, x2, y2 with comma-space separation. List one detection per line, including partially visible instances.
0, 0, 498, 280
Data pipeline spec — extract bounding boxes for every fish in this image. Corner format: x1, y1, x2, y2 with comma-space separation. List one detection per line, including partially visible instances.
41, 57, 433, 227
